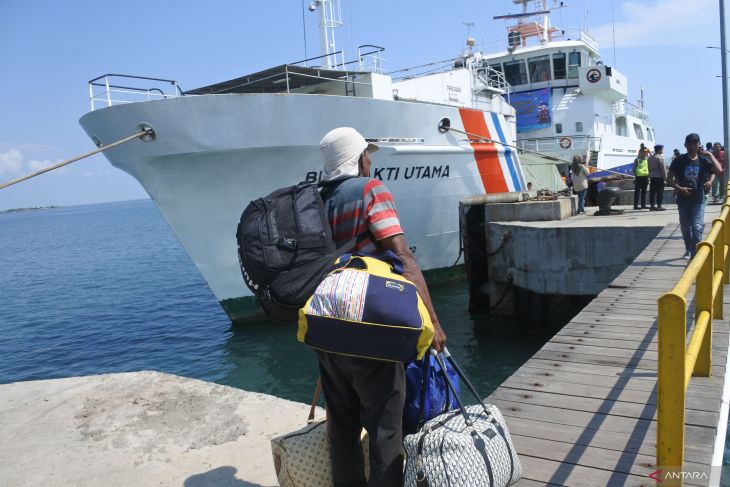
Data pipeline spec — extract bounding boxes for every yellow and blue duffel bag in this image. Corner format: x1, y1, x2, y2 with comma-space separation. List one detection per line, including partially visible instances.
297, 251, 434, 362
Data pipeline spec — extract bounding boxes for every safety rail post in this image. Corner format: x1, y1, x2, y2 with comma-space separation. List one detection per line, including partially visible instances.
713, 218, 725, 319
695, 243, 714, 378
104, 76, 111, 107
657, 292, 687, 482
724, 203, 730, 284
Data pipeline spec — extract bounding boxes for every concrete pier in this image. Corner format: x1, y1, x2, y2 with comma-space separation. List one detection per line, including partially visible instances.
462, 196, 714, 317
0, 371, 321, 487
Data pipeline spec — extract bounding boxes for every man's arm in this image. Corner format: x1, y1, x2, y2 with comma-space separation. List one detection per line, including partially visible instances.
702, 150, 724, 176
379, 234, 446, 351
667, 170, 692, 197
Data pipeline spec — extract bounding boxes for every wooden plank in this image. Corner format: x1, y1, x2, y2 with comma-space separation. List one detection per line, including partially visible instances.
515, 454, 661, 487
510, 434, 658, 479
514, 363, 724, 395
492, 400, 717, 465
488, 388, 718, 427
503, 371, 721, 407
531, 349, 725, 377
502, 415, 713, 465
540, 342, 660, 362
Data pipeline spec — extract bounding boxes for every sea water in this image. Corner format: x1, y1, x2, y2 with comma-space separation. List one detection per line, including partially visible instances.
1, 199, 728, 481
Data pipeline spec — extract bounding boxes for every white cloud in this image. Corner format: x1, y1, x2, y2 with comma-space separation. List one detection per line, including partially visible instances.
27, 159, 58, 172
0, 149, 69, 178
591, 0, 716, 48
0, 149, 23, 175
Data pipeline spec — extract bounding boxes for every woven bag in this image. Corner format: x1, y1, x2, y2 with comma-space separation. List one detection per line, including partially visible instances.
270, 380, 370, 487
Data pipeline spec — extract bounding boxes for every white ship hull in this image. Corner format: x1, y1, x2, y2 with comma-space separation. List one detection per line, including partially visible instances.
80, 93, 525, 321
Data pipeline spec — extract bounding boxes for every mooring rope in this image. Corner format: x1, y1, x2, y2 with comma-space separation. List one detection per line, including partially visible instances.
0, 129, 152, 191
443, 125, 636, 179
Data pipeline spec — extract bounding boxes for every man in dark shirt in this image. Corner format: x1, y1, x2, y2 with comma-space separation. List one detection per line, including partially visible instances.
668, 133, 723, 259
317, 127, 446, 486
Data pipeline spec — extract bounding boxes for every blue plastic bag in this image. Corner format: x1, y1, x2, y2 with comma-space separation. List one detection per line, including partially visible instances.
403, 351, 460, 435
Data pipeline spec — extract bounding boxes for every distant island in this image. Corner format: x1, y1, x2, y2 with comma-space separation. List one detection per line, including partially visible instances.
0, 205, 62, 214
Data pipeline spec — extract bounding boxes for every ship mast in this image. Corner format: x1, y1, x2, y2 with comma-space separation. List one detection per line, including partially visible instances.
308, 0, 343, 69
494, 0, 561, 48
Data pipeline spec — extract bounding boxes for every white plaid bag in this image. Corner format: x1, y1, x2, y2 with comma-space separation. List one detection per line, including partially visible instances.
403, 350, 522, 487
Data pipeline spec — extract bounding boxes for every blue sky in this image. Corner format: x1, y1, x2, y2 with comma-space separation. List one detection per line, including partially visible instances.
0, 0, 726, 210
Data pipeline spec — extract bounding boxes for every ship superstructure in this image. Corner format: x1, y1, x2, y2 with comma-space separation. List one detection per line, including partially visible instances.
480, 0, 654, 186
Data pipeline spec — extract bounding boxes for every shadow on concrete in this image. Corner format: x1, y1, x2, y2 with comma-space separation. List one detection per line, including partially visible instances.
184, 466, 266, 487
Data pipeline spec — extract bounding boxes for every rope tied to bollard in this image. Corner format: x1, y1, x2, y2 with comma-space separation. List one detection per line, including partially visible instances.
437, 120, 636, 179
0, 128, 154, 191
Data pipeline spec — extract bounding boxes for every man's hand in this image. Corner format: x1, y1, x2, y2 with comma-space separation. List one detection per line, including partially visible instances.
704, 180, 713, 191
431, 321, 446, 352
677, 186, 692, 197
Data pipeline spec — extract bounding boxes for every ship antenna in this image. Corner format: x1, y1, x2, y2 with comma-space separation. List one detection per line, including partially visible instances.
301, 0, 309, 66
463, 22, 475, 54
611, 0, 617, 67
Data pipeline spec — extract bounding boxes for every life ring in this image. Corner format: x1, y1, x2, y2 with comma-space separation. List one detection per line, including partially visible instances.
559, 137, 572, 149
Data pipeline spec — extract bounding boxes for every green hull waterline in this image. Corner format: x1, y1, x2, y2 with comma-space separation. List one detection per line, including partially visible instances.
221, 264, 466, 324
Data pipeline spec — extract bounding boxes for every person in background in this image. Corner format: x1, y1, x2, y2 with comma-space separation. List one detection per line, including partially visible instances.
571, 154, 589, 214
672, 148, 681, 162
711, 142, 725, 203
707, 141, 714, 152
633, 146, 651, 209
648, 144, 667, 211
668, 133, 723, 260
527, 182, 533, 191
316, 127, 446, 486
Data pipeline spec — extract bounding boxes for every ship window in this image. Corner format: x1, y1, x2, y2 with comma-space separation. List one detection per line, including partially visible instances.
633, 123, 644, 139
647, 127, 654, 141
555, 123, 563, 134
616, 117, 627, 136
528, 55, 551, 82
553, 53, 566, 80
576, 121, 584, 132
503, 60, 527, 86
568, 52, 581, 79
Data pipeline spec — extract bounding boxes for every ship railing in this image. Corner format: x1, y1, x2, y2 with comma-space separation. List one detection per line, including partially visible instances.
474, 65, 510, 95
517, 135, 601, 154
88, 74, 183, 111
357, 45, 386, 74
613, 100, 650, 122
656, 185, 730, 484
473, 28, 598, 53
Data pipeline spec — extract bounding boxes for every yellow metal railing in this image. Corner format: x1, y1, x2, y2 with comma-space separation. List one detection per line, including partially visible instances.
657, 189, 730, 485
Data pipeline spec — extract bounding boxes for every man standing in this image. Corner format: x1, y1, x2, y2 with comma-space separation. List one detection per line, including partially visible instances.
633, 146, 651, 209
317, 127, 446, 486
648, 144, 667, 211
668, 133, 723, 259
711, 142, 725, 203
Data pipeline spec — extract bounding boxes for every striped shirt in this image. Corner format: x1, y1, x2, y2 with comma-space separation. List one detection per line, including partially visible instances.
322, 177, 403, 253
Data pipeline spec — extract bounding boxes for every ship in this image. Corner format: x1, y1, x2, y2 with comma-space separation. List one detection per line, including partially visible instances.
79, 0, 526, 322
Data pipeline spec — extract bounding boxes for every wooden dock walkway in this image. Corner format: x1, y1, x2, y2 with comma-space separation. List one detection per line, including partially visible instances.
488, 206, 730, 486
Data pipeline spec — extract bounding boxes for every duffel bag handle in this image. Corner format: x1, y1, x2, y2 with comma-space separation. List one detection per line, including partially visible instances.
441, 347, 492, 418
333, 250, 404, 275
432, 350, 474, 427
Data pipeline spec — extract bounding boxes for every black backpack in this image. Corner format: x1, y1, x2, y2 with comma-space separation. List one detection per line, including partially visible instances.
236, 180, 353, 321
